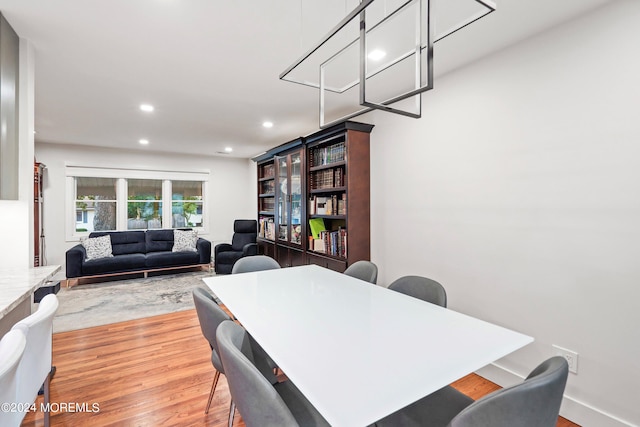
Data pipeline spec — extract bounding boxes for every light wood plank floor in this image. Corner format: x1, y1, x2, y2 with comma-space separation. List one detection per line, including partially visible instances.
21, 309, 579, 426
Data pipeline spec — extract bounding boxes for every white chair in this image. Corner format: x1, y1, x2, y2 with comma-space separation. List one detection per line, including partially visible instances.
0, 329, 27, 427
12, 293, 59, 427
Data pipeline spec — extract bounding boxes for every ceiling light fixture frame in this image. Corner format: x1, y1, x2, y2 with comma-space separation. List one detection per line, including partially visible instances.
280, 0, 496, 128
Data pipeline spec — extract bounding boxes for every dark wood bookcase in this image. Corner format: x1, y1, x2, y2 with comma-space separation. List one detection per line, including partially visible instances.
257, 157, 276, 258
254, 122, 373, 271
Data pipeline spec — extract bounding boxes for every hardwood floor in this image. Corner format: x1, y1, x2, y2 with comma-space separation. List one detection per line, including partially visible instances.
21, 309, 579, 426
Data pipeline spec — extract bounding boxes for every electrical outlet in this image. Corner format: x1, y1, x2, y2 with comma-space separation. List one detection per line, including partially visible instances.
552, 345, 579, 374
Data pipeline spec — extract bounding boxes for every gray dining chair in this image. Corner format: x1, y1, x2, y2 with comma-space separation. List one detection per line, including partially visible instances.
374, 356, 569, 427
216, 320, 330, 427
0, 329, 27, 427
192, 287, 233, 416
193, 287, 277, 426
343, 260, 378, 284
232, 255, 281, 274
12, 293, 59, 427
388, 275, 447, 307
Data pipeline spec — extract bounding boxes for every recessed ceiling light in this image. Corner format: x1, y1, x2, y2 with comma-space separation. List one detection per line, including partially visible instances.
368, 49, 386, 61
140, 104, 154, 112
224, 147, 233, 153
263, 121, 274, 128
139, 139, 149, 145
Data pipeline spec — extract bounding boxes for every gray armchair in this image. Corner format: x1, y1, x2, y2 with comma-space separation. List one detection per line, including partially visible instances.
214, 219, 258, 274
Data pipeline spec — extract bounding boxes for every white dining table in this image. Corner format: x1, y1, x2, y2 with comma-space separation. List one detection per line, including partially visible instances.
203, 264, 533, 427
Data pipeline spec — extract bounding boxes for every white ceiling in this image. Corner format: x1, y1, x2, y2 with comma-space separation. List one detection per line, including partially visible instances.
0, 0, 612, 158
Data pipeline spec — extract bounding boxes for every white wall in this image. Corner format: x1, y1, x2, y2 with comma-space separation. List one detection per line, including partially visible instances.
367, 1, 639, 426
35, 143, 255, 270
0, 201, 28, 269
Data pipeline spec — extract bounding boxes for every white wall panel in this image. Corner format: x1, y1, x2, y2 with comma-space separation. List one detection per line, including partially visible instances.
367, 1, 640, 425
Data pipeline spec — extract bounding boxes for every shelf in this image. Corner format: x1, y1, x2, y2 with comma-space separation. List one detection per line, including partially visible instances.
309, 161, 346, 172
259, 211, 274, 215
309, 214, 346, 220
258, 176, 275, 181
258, 193, 275, 198
310, 187, 346, 194
307, 250, 346, 261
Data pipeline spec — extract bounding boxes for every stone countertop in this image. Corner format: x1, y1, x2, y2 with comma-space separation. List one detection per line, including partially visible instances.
0, 265, 61, 319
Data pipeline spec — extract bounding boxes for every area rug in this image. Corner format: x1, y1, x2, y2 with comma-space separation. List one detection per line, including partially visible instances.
53, 270, 217, 333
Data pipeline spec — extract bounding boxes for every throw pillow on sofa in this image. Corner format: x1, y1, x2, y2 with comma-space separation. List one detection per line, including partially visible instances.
173, 229, 198, 252
81, 235, 114, 261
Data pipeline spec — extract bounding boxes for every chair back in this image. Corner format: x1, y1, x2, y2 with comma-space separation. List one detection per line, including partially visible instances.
344, 260, 378, 284
450, 356, 569, 427
232, 255, 281, 274
231, 219, 257, 251
0, 329, 27, 427
216, 320, 298, 427
192, 287, 232, 372
388, 275, 447, 307
12, 294, 59, 407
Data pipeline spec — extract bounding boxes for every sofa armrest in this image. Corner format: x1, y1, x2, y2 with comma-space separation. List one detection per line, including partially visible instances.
214, 243, 233, 260
242, 243, 258, 256
66, 244, 86, 278
197, 238, 212, 265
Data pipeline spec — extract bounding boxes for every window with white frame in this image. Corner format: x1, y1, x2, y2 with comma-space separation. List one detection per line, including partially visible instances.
75, 177, 117, 232
127, 179, 163, 230
66, 166, 209, 240
172, 180, 203, 228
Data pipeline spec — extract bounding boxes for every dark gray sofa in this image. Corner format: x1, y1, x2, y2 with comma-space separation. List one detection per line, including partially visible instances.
65, 229, 211, 286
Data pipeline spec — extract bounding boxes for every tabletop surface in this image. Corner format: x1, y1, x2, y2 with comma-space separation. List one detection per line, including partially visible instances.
204, 265, 533, 427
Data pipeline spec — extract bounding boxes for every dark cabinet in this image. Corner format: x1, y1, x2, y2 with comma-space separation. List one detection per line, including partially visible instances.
253, 122, 373, 272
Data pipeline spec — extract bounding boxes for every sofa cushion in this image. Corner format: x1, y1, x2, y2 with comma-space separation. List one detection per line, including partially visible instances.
145, 229, 176, 253
90, 231, 146, 255
82, 253, 147, 275
82, 235, 114, 261
145, 250, 200, 268
173, 229, 198, 252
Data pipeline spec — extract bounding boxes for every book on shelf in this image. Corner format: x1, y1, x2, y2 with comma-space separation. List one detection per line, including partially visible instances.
260, 198, 275, 212
310, 168, 344, 190
308, 194, 346, 216
316, 228, 347, 257
315, 196, 328, 215
309, 218, 326, 239
260, 180, 275, 194
259, 217, 275, 240
311, 141, 346, 167
260, 163, 275, 178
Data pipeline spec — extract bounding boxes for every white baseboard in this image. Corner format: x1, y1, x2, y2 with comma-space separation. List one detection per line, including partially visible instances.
476, 363, 635, 427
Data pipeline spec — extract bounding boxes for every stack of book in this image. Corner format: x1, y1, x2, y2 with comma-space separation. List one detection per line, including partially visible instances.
308, 194, 346, 216
260, 198, 275, 212
310, 141, 345, 166
259, 217, 275, 240
316, 228, 347, 257
310, 168, 344, 190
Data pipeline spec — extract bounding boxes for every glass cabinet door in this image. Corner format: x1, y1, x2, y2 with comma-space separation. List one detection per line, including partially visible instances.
277, 155, 289, 241
290, 152, 302, 245
275, 149, 304, 246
